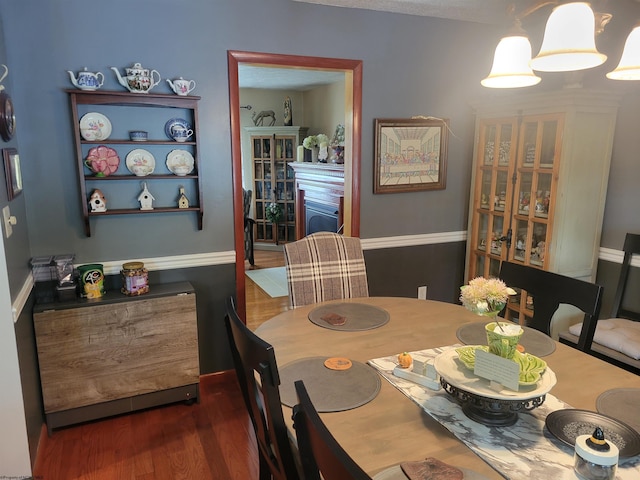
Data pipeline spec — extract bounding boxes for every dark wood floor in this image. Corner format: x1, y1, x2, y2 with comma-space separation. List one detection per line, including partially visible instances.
33, 248, 289, 479
33, 373, 258, 480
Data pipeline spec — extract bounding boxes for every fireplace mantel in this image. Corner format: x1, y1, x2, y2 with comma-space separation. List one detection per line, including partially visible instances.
289, 162, 345, 238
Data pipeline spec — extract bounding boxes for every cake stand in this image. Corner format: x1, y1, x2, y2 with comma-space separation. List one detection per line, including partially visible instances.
433, 349, 557, 426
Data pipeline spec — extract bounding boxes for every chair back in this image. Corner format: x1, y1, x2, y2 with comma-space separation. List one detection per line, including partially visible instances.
498, 261, 603, 351
243, 189, 255, 266
224, 297, 300, 480
610, 233, 640, 322
283, 232, 369, 307
293, 380, 372, 480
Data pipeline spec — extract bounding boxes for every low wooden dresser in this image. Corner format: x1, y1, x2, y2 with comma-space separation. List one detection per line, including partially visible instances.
33, 281, 199, 433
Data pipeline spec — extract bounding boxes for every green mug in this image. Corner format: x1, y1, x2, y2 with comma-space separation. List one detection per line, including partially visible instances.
485, 321, 523, 359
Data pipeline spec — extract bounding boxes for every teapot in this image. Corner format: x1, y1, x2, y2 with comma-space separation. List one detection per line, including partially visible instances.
170, 124, 194, 142
167, 77, 196, 96
111, 62, 161, 94
67, 67, 104, 91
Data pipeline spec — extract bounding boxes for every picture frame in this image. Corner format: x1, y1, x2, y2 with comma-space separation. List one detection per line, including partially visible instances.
374, 117, 449, 194
3, 148, 22, 200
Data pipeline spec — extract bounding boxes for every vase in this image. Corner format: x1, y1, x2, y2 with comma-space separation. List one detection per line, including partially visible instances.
311, 147, 318, 163
485, 318, 523, 359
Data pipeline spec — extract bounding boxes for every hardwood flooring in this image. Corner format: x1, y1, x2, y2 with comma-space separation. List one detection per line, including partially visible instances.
245, 247, 291, 331
33, 247, 290, 479
33, 373, 257, 480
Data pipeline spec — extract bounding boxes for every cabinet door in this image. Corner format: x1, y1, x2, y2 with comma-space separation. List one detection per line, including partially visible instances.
252, 135, 274, 242
468, 118, 518, 280
505, 114, 563, 323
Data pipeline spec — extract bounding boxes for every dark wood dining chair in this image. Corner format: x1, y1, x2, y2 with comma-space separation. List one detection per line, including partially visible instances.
498, 261, 603, 352
224, 297, 301, 480
243, 188, 255, 267
292, 380, 372, 480
560, 233, 640, 373
283, 232, 369, 308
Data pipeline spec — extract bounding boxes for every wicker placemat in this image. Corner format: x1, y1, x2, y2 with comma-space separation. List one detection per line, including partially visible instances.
308, 302, 390, 331
456, 322, 556, 357
597, 388, 640, 433
279, 356, 381, 412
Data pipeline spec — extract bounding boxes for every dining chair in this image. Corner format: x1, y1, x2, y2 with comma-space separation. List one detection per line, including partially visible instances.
243, 188, 255, 267
498, 261, 603, 352
224, 296, 301, 480
292, 380, 372, 480
561, 233, 640, 373
283, 232, 369, 308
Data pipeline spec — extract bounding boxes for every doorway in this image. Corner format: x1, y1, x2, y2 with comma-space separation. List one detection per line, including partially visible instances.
228, 50, 363, 319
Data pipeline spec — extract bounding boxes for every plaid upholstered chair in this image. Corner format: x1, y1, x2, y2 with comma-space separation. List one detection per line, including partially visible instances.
283, 232, 369, 308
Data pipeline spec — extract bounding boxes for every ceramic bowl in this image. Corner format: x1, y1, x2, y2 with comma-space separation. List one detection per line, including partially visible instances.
131, 164, 153, 176
129, 130, 148, 141
172, 165, 192, 176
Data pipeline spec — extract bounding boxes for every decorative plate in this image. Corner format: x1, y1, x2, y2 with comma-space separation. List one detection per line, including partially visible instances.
545, 409, 640, 458
79, 112, 112, 141
164, 117, 191, 140
85, 146, 120, 176
166, 149, 194, 176
125, 148, 155, 176
455, 345, 547, 386
0, 92, 16, 142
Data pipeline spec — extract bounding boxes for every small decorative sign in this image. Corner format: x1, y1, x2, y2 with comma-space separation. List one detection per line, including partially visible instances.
474, 349, 520, 391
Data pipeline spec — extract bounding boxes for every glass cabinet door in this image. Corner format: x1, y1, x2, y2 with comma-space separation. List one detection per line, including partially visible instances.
468, 118, 518, 279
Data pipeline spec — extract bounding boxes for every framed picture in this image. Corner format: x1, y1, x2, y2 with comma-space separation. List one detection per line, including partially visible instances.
3, 148, 22, 200
374, 117, 449, 194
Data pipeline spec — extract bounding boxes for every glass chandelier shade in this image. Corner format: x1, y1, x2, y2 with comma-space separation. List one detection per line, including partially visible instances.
607, 24, 640, 80
530, 2, 607, 72
481, 35, 542, 88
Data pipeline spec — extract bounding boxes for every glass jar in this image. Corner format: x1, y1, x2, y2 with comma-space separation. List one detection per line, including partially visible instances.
574, 428, 618, 480
121, 261, 149, 296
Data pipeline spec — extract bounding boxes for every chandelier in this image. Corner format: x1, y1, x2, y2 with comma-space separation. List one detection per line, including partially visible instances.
482, 1, 640, 88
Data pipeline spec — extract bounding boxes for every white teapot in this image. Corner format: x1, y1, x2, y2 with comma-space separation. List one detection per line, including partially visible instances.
167, 77, 196, 96
67, 67, 104, 91
111, 62, 161, 93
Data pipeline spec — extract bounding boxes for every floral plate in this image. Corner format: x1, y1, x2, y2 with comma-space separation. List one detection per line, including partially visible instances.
455, 345, 547, 386
80, 112, 112, 141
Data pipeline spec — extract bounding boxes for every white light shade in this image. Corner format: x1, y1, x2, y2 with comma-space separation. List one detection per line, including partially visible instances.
607, 25, 640, 80
531, 2, 607, 72
481, 35, 542, 88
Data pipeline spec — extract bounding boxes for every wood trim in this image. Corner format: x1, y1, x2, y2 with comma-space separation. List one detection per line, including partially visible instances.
228, 50, 362, 323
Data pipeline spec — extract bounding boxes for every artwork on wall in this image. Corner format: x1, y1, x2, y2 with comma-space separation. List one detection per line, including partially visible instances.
3, 148, 22, 200
374, 117, 449, 194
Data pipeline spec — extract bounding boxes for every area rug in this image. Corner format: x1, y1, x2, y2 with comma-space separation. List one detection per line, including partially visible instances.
245, 267, 288, 298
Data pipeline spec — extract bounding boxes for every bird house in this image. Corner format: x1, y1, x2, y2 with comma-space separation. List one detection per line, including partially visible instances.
138, 182, 155, 210
89, 189, 107, 212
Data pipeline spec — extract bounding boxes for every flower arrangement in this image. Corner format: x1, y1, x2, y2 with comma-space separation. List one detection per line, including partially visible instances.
265, 202, 283, 224
303, 133, 329, 150
460, 277, 516, 316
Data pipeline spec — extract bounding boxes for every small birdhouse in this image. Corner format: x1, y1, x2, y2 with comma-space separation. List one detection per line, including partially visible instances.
89, 189, 107, 212
138, 182, 155, 210
178, 187, 189, 209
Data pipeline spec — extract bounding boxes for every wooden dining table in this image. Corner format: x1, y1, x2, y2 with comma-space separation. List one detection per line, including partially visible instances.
254, 297, 640, 478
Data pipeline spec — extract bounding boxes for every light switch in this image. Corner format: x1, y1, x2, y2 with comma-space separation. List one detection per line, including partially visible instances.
3, 205, 17, 238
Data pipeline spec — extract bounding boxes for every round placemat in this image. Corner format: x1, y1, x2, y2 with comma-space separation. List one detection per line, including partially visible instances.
597, 388, 640, 433
308, 302, 390, 331
456, 322, 556, 357
279, 356, 381, 412
372, 464, 490, 480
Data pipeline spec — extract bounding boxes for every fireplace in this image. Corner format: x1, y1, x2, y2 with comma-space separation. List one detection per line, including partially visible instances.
305, 200, 339, 235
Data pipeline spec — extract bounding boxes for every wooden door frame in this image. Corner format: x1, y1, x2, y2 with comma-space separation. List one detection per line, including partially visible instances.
228, 50, 362, 320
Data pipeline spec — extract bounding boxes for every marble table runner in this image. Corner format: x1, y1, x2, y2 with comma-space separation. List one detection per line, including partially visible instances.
368, 346, 640, 480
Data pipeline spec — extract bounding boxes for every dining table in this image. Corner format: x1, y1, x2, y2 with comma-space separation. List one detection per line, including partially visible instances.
254, 296, 640, 479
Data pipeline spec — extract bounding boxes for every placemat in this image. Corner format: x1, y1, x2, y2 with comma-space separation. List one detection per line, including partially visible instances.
308, 302, 390, 331
279, 356, 381, 412
372, 464, 490, 480
597, 388, 640, 433
368, 346, 640, 480
456, 322, 556, 357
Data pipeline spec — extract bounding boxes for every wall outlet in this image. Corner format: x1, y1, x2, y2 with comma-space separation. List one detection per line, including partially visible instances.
3, 206, 16, 239
418, 285, 427, 300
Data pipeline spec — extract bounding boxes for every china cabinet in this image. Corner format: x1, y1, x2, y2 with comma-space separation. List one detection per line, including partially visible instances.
33, 282, 199, 433
244, 126, 307, 244
67, 90, 203, 236
465, 89, 619, 328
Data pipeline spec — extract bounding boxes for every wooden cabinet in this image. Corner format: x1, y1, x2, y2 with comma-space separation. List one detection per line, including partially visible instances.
244, 126, 307, 244
33, 282, 199, 433
67, 90, 203, 236
465, 89, 619, 327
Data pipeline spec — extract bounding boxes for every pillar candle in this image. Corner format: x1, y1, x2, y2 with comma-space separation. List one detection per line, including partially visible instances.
297, 145, 304, 162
